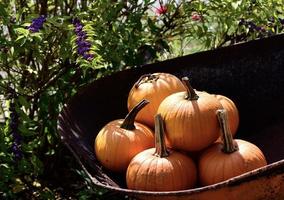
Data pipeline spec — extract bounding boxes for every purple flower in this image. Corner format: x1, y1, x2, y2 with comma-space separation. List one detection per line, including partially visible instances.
239, 19, 267, 33
72, 18, 81, 25
11, 143, 23, 160
77, 31, 87, 39
8, 89, 23, 161
268, 17, 275, 23
83, 53, 94, 61
238, 18, 246, 26
78, 46, 90, 55
12, 128, 22, 144
75, 25, 83, 33
248, 21, 257, 31
27, 15, 46, 32
254, 26, 262, 31
72, 18, 94, 61
76, 40, 91, 48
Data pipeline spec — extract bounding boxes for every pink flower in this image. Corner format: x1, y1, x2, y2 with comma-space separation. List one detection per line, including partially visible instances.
156, 5, 167, 15
191, 12, 202, 21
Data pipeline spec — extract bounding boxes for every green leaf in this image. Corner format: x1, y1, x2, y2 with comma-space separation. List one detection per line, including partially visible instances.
147, 18, 158, 33
30, 155, 43, 175
12, 178, 26, 193
15, 107, 30, 122
18, 124, 35, 137
45, 148, 55, 156
46, 132, 54, 144
18, 96, 30, 110
18, 159, 31, 173
15, 35, 25, 42
0, 3, 8, 18
15, 28, 29, 37
31, 32, 43, 41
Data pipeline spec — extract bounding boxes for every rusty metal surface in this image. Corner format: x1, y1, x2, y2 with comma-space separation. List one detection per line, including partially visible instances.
58, 34, 284, 199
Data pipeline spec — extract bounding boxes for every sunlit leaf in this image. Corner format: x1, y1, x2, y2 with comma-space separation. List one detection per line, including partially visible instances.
15, 28, 29, 37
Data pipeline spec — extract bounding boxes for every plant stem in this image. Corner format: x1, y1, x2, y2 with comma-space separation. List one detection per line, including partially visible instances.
134, 73, 159, 88
216, 109, 239, 153
154, 114, 169, 158
181, 77, 199, 100
31, 60, 72, 99
120, 99, 149, 130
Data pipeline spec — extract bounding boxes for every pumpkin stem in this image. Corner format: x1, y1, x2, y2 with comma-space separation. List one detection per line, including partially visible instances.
120, 99, 149, 130
154, 114, 169, 158
134, 73, 159, 88
181, 77, 199, 100
216, 109, 239, 153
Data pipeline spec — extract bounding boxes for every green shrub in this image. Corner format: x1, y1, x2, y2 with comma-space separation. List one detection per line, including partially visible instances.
0, 0, 283, 199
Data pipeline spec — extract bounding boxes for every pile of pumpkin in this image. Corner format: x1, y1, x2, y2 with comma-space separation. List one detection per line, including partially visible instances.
94, 72, 267, 191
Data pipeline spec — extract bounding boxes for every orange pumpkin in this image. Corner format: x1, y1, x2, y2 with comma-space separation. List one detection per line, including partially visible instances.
198, 109, 267, 186
195, 91, 239, 141
126, 114, 197, 191
127, 72, 186, 128
94, 99, 154, 172
214, 94, 239, 139
157, 77, 222, 151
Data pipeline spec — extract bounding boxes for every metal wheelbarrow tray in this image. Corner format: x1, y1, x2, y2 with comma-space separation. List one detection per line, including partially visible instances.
58, 34, 284, 200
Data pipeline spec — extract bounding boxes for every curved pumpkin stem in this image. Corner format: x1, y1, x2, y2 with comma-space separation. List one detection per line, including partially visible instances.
120, 99, 149, 130
154, 114, 169, 158
134, 73, 159, 88
216, 109, 239, 153
181, 77, 199, 100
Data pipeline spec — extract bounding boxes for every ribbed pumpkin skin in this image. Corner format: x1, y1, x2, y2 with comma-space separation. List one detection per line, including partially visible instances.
126, 148, 197, 191
214, 94, 239, 137
158, 92, 223, 151
94, 120, 154, 172
127, 73, 185, 128
198, 139, 267, 186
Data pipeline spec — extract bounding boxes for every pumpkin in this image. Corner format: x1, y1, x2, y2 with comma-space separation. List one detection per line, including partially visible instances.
198, 109, 267, 186
196, 92, 240, 141
214, 94, 239, 139
157, 77, 223, 151
126, 114, 197, 191
127, 72, 186, 128
94, 99, 154, 172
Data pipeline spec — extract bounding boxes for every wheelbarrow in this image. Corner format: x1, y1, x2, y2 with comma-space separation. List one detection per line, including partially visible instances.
58, 34, 284, 200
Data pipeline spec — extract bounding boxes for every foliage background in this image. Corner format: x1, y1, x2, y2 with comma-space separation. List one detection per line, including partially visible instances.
0, 0, 283, 199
